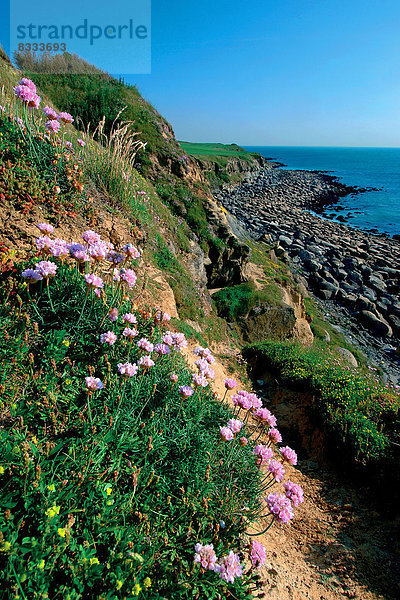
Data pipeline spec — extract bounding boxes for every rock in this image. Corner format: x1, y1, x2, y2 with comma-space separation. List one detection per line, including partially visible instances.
336, 347, 358, 368
359, 310, 393, 337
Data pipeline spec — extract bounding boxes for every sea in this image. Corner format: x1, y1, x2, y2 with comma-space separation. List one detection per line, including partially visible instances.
244, 146, 400, 237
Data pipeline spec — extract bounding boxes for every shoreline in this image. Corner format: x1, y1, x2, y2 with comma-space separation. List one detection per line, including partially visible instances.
214, 164, 400, 384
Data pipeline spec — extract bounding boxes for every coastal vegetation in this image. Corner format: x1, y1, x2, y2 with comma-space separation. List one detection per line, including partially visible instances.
0, 48, 399, 598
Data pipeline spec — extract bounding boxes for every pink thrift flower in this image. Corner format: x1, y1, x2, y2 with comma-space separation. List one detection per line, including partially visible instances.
107, 251, 125, 265
50, 239, 69, 259
108, 308, 119, 322
120, 268, 137, 289
123, 327, 138, 339
82, 230, 101, 245
170, 373, 178, 383
194, 358, 208, 373
19, 78, 36, 92
171, 332, 187, 350
88, 241, 109, 262
100, 331, 117, 346
123, 243, 141, 259
65, 140, 73, 150
137, 338, 154, 353
280, 446, 298, 465
266, 493, 294, 523
37, 222, 54, 234
193, 346, 207, 357
35, 236, 53, 254
255, 408, 277, 427
192, 374, 208, 388
216, 551, 243, 583
117, 362, 138, 378
178, 385, 194, 398
268, 428, 282, 444
283, 481, 304, 507
254, 444, 273, 466
204, 367, 215, 380
232, 390, 252, 411
68, 243, 90, 263
45, 119, 61, 134
84, 273, 104, 289
77, 138, 85, 147
194, 543, 217, 571
248, 393, 263, 410
249, 541, 266, 569
267, 459, 285, 482
138, 355, 155, 369
154, 343, 171, 355
219, 426, 234, 442
227, 419, 243, 434
58, 111, 74, 124
121, 313, 137, 324
161, 312, 171, 322
85, 377, 104, 391
162, 331, 174, 346
239, 436, 248, 446
35, 261, 57, 278
43, 106, 58, 120
113, 268, 121, 282
22, 268, 42, 283
224, 378, 238, 390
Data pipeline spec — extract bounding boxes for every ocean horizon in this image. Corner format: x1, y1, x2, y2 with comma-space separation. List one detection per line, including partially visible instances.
244, 146, 400, 237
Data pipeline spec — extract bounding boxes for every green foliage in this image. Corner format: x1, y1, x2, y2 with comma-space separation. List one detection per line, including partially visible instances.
243, 341, 400, 467
0, 262, 263, 599
213, 282, 281, 321
0, 112, 84, 215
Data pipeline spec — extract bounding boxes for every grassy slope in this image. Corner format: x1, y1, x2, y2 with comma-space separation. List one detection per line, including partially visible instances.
179, 142, 257, 160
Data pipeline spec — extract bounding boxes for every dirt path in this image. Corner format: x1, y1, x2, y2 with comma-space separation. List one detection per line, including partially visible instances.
182, 342, 400, 600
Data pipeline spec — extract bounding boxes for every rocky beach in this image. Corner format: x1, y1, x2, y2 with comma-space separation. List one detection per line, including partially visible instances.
215, 164, 400, 384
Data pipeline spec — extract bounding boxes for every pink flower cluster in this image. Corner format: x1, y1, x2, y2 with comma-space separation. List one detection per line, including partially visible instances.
283, 481, 304, 507
162, 331, 188, 352
249, 541, 266, 569
117, 362, 138, 378
137, 337, 154, 353
100, 331, 117, 346
280, 446, 298, 465
254, 444, 273, 465
266, 493, 294, 523
224, 378, 238, 390
14, 78, 41, 109
22, 260, 58, 282
85, 377, 104, 391
194, 545, 242, 584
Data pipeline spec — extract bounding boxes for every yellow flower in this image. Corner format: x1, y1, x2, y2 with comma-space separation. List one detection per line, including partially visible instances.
47, 484, 55, 492
37, 559, 45, 570
143, 577, 151, 589
132, 584, 142, 596
45, 505, 60, 519
0, 466, 4, 475
0, 541, 11, 552
116, 580, 123, 590
62, 340, 70, 347
90, 557, 99, 566
57, 528, 66, 538
65, 379, 72, 385
106, 487, 112, 496
106, 500, 113, 506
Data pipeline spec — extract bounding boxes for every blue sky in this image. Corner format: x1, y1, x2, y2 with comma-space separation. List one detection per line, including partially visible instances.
2, 0, 400, 146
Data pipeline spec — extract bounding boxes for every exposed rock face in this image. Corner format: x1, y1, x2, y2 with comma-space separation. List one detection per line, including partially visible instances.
203, 196, 251, 287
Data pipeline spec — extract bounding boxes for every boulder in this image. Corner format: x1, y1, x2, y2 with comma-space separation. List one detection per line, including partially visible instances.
359, 311, 393, 338
336, 347, 358, 368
